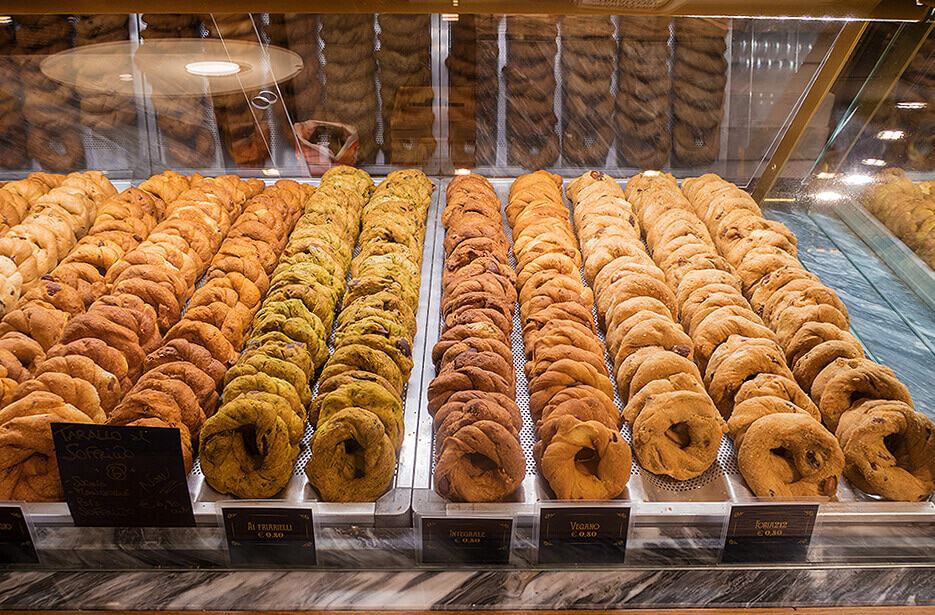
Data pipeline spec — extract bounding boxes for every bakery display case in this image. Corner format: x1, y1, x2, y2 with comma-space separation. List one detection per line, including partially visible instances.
0, 4, 931, 592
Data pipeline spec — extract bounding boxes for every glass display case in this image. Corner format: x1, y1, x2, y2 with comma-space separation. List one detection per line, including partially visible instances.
0, 4, 931, 598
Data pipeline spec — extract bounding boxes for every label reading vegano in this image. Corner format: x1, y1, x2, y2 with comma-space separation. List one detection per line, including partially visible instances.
538, 505, 630, 564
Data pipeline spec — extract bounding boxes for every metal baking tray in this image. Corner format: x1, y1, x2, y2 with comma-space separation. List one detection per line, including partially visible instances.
412, 177, 935, 565
22, 177, 441, 531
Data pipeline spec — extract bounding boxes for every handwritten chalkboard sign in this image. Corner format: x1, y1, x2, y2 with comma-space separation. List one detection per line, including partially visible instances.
0, 506, 38, 565
420, 516, 513, 565
51, 422, 195, 527
537, 504, 630, 564
721, 503, 819, 563
223, 506, 316, 567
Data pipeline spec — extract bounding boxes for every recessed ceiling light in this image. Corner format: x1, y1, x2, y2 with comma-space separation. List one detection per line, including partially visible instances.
896, 101, 927, 110
185, 60, 241, 77
861, 158, 886, 167
816, 172, 836, 179
877, 130, 905, 141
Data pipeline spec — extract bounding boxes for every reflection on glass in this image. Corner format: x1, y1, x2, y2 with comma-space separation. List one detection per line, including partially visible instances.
561, 16, 614, 167
278, 13, 320, 132
203, 14, 271, 167
505, 16, 558, 169
616, 16, 671, 169
320, 14, 379, 164
671, 17, 728, 166
861, 169, 935, 269
447, 14, 497, 168
142, 14, 218, 169
74, 14, 138, 162
378, 14, 434, 167
0, 19, 27, 170
19, 15, 85, 171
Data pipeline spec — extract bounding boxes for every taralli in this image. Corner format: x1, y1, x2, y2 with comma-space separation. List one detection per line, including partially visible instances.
434, 420, 526, 502
306, 170, 433, 502
430, 174, 525, 502
810, 358, 913, 432
632, 390, 725, 480
306, 407, 397, 502
836, 400, 935, 501
196, 168, 374, 500
738, 413, 844, 498
539, 416, 631, 500
626, 171, 833, 493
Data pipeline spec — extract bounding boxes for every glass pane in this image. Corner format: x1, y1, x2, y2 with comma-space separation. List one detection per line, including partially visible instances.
440, 14, 843, 184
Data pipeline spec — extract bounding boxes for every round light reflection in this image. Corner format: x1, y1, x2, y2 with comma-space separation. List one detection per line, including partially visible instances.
185, 60, 242, 77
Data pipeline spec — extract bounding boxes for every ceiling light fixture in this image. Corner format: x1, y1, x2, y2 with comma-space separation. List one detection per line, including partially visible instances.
896, 101, 927, 110
861, 158, 886, 167
877, 129, 905, 141
816, 171, 836, 179
185, 60, 241, 77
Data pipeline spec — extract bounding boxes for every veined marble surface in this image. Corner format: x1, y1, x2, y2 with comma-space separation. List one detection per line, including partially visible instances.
0, 567, 933, 610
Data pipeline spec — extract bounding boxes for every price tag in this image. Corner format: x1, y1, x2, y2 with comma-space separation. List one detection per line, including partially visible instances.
537, 504, 630, 565
0, 506, 38, 565
721, 503, 819, 564
222, 506, 316, 567
420, 516, 513, 565
51, 422, 195, 527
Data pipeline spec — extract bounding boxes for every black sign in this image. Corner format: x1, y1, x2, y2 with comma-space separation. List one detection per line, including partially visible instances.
538, 505, 630, 565
51, 422, 195, 527
721, 504, 819, 564
223, 506, 316, 567
420, 516, 513, 565
0, 506, 38, 565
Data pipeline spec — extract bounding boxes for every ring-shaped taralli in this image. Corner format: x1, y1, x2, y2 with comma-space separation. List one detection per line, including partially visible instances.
632, 390, 725, 480
737, 413, 844, 498
306, 407, 397, 502
628, 351, 702, 401
836, 400, 935, 502
704, 337, 792, 419
200, 393, 303, 499
539, 416, 632, 500
792, 340, 864, 394
727, 395, 813, 449
433, 420, 526, 503
811, 358, 914, 432
734, 373, 819, 420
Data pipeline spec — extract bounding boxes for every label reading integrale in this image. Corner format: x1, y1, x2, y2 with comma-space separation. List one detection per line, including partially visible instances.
721, 504, 819, 564
0, 506, 38, 565
51, 422, 195, 527
223, 506, 316, 567
420, 516, 513, 565
537, 505, 630, 564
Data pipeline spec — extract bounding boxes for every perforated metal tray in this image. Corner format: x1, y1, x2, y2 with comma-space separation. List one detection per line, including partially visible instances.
412, 177, 935, 527
23, 176, 440, 530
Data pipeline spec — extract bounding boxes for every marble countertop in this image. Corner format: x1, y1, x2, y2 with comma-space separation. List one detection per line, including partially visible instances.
0, 566, 933, 610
